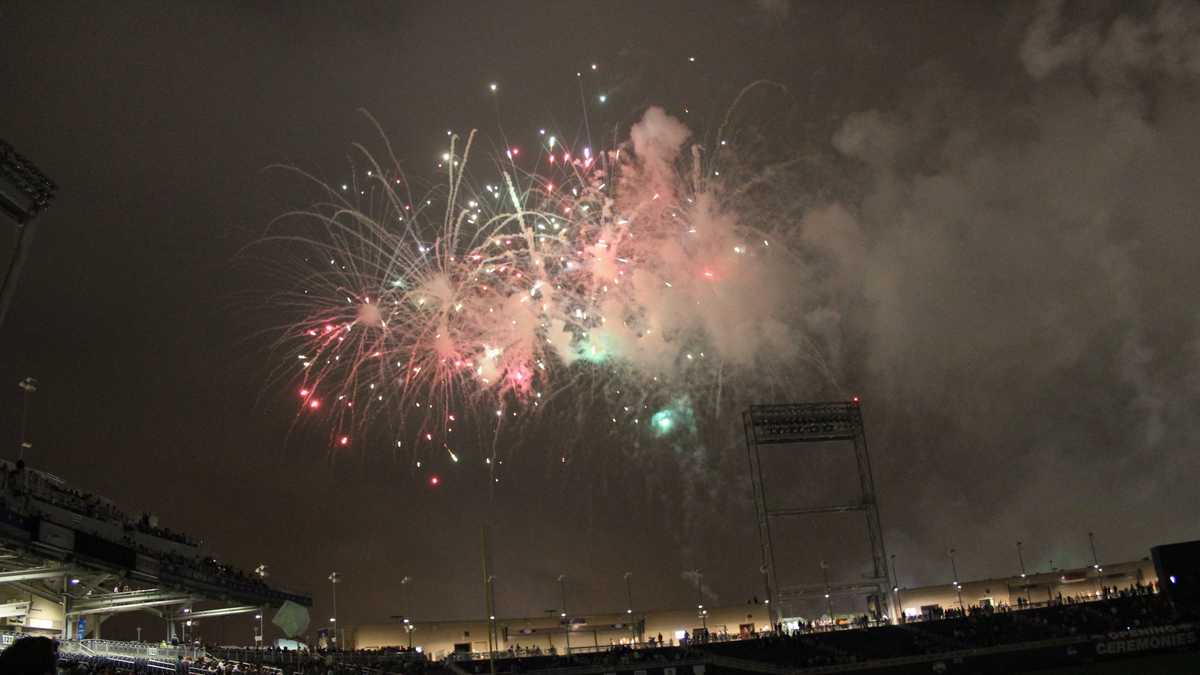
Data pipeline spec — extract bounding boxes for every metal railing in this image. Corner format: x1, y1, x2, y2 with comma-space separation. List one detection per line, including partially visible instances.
59, 638, 207, 662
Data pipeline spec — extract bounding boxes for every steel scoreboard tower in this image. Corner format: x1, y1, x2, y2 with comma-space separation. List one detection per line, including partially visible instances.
0, 139, 57, 328
744, 399, 895, 623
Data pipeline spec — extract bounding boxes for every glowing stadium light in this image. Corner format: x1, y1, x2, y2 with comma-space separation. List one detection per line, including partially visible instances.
69, 578, 80, 585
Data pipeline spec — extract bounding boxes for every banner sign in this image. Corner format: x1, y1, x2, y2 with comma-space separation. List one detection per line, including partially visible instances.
1095, 624, 1197, 656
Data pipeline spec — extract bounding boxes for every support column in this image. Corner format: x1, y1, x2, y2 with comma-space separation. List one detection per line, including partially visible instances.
61, 582, 69, 640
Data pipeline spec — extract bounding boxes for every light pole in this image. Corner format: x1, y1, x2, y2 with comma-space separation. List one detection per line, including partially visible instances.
558, 574, 570, 654
948, 549, 963, 612
328, 572, 340, 649
136, 627, 142, 642
890, 554, 901, 621
760, 564, 774, 630
693, 569, 707, 636
487, 574, 497, 656
1017, 541, 1030, 605
401, 576, 414, 648
820, 561, 834, 628
623, 572, 635, 642
17, 377, 37, 461
255, 612, 263, 646
1089, 532, 1103, 597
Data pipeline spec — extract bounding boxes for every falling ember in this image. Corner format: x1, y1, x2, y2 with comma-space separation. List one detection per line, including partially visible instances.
338, 436, 349, 446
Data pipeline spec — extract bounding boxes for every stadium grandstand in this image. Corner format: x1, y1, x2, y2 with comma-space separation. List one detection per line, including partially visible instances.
43, 586, 1193, 675
334, 547, 1195, 674
2, 455, 1198, 673
0, 458, 312, 647
349, 560, 1163, 657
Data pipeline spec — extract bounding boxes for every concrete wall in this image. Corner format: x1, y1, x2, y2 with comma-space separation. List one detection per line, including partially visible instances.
0, 589, 65, 635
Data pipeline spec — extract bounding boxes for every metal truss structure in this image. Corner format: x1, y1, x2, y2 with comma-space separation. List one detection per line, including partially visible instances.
0, 140, 57, 224
744, 400, 895, 622
0, 139, 57, 329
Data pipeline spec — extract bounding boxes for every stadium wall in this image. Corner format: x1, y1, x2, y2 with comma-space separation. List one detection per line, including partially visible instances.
353, 605, 772, 658
353, 559, 1157, 657
895, 558, 1157, 620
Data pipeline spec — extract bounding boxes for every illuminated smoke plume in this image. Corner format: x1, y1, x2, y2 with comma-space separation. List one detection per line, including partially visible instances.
262, 97, 829, 459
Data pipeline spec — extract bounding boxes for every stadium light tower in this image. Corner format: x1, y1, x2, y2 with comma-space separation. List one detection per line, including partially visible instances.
693, 569, 707, 634
0, 140, 57, 330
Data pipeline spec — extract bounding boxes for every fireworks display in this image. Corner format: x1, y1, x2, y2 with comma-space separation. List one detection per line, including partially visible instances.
264, 86, 828, 465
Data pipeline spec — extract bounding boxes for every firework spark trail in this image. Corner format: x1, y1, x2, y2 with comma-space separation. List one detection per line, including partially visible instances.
263, 98, 830, 460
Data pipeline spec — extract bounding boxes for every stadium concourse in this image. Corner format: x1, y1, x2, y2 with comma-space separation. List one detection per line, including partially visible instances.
0, 459, 312, 642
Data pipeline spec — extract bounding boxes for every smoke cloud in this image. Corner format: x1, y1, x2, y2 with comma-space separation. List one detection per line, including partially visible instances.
800, 0, 1200, 582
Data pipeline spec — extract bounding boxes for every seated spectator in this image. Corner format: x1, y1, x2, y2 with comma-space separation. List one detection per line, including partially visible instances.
0, 636, 58, 675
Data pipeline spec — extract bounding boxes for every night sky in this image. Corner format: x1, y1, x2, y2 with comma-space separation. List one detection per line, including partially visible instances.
2, 0, 1200, 643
